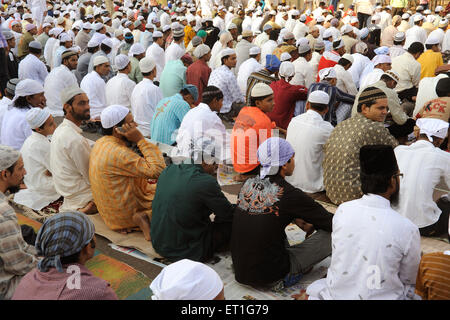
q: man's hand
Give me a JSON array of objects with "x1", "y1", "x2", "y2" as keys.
[
  {"x1": 294, "y1": 218, "x2": 315, "y2": 238},
  {"x1": 115, "y1": 122, "x2": 144, "y2": 143}
]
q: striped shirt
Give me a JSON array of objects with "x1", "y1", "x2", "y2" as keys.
[
  {"x1": 0, "y1": 192, "x2": 37, "y2": 299},
  {"x1": 208, "y1": 65, "x2": 244, "y2": 114},
  {"x1": 151, "y1": 94, "x2": 191, "y2": 145},
  {"x1": 245, "y1": 69, "x2": 278, "y2": 106},
  {"x1": 89, "y1": 136, "x2": 166, "y2": 231},
  {"x1": 308, "y1": 81, "x2": 355, "y2": 127},
  {"x1": 415, "y1": 252, "x2": 450, "y2": 300}
]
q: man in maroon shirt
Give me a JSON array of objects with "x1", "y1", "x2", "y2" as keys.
[
  {"x1": 186, "y1": 44, "x2": 212, "y2": 105},
  {"x1": 267, "y1": 61, "x2": 308, "y2": 131}
]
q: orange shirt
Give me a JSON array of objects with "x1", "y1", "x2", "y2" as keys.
[{"x1": 231, "y1": 107, "x2": 276, "y2": 173}]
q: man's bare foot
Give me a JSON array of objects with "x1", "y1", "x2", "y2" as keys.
[
  {"x1": 78, "y1": 201, "x2": 98, "y2": 215},
  {"x1": 133, "y1": 212, "x2": 151, "y2": 241}
]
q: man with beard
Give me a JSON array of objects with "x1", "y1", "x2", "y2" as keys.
[
  {"x1": 89, "y1": 105, "x2": 166, "y2": 241},
  {"x1": 307, "y1": 145, "x2": 421, "y2": 300},
  {"x1": 393, "y1": 118, "x2": 450, "y2": 239},
  {"x1": 0, "y1": 145, "x2": 38, "y2": 300},
  {"x1": 50, "y1": 86, "x2": 97, "y2": 214}
]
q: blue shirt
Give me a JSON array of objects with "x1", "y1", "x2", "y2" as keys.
[
  {"x1": 151, "y1": 94, "x2": 190, "y2": 145},
  {"x1": 159, "y1": 59, "x2": 186, "y2": 98}
]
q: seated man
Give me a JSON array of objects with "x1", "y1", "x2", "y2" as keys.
[
  {"x1": 307, "y1": 145, "x2": 421, "y2": 300},
  {"x1": 231, "y1": 83, "x2": 276, "y2": 181},
  {"x1": 150, "y1": 259, "x2": 225, "y2": 300},
  {"x1": 90, "y1": 105, "x2": 166, "y2": 241},
  {"x1": 0, "y1": 145, "x2": 38, "y2": 300},
  {"x1": 286, "y1": 91, "x2": 334, "y2": 198},
  {"x1": 231, "y1": 137, "x2": 333, "y2": 290},
  {"x1": 151, "y1": 84, "x2": 198, "y2": 146},
  {"x1": 50, "y1": 86, "x2": 97, "y2": 214},
  {"x1": 12, "y1": 211, "x2": 118, "y2": 300},
  {"x1": 323, "y1": 87, "x2": 398, "y2": 205},
  {"x1": 393, "y1": 118, "x2": 449, "y2": 238},
  {"x1": 415, "y1": 251, "x2": 450, "y2": 300},
  {"x1": 151, "y1": 140, "x2": 235, "y2": 263},
  {"x1": 14, "y1": 108, "x2": 61, "y2": 211}
]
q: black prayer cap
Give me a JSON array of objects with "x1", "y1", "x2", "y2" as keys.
[{"x1": 360, "y1": 145, "x2": 398, "y2": 176}]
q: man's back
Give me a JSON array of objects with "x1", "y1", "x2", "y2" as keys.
[{"x1": 415, "y1": 252, "x2": 450, "y2": 300}]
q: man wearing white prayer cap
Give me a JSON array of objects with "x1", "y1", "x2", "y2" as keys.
[
  {"x1": 14, "y1": 108, "x2": 60, "y2": 211},
  {"x1": 105, "y1": 55, "x2": 136, "y2": 109},
  {"x1": 417, "y1": 34, "x2": 444, "y2": 79},
  {"x1": 75, "y1": 21, "x2": 93, "y2": 54},
  {"x1": 127, "y1": 43, "x2": 145, "y2": 84},
  {"x1": 280, "y1": 52, "x2": 292, "y2": 62},
  {"x1": 130, "y1": 57, "x2": 163, "y2": 137},
  {"x1": 150, "y1": 259, "x2": 224, "y2": 300},
  {"x1": 17, "y1": 23, "x2": 38, "y2": 59},
  {"x1": 236, "y1": 45, "x2": 263, "y2": 95},
  {"x1": 393, "y1": 117, "x2": 450, "y2": 239},
  {"x1": 333, "y1": 53, "x2": 358, "y2": 97},
  {"x1": 52, "y1": 33, "x2": 75, "y2": 69},
  {"x1": 404, "y1": 14, "x2": 427, "y2": 50},
  {"x1": 1, "y1": 79, "x2": 46, "y2": 151},
  {"x1": 89, "y1": 104, "x2": 166, "y2": 241},
  {"x1": 0, "y1": 143, "x2": 38, "y2": 300},
  {"x1": 87, "y1": 37, "x2": 114, "y2": 81},
  {"x1": 77, "y1": 39, "x2": 99, "y2": 79},
  {"x1": 50, "y1": 85, "x2": 97, "y2": 214},
  {"x1": 186, "y1": 44, "x2": 212, "y2": 105},
  {"x1": 18, "y1": 40, "x2": 48, "y2": 86},
  {"x1": 360, "y1": 54, "x2": 392, "y2": 89},
  {"x1": 291, "y1": 40, "x2": 314, "y2": 89}
]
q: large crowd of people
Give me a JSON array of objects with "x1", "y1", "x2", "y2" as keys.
[{"x1": 0, "y1": 0, "x2": 449, "y2": 300}]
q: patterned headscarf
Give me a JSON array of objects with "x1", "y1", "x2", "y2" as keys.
[
  {"x1": 35, "y1": 211, "x2": 95, "y2": 273},
  {"x1": 257, "y1": 137, "x2": 295, "y2": 179}
]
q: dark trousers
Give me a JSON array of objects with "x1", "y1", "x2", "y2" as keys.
[
  {"x1": 357, "y1": 12, "x2": 371, "y2": 29},
  {"x1": 202, "y1": 221, "x2": 233, "y2": 263},
  {"x1": 419, "y1": 197, "x2": 450, "y2": 241},
  {"x1": 0, "y1": 48, "x2": 8, "y2": 95},
  {"x1": 398, "y1": 87, "x2": 418, "y2": 103}
]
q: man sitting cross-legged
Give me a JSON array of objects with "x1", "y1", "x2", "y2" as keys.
[{"x1": 89, "y1": 105, "x2": 166, "y2": 240}]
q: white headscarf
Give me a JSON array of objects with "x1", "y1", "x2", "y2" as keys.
[{"x1": 416, "y1": 118, "x2": 449, "y2": 142}]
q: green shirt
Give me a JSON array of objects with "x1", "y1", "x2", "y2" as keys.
[
  {"x1": 128, "y1": 56, "x2": 143, "y2": 84},
  {"x1": 150, "y1": 164, "x2": 235, "y2": 262},
  {"x1": 18, "y1": 32, "x2": 34, "y2": 58}
]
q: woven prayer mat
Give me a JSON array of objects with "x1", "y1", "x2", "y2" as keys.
[{"x1": 17, "y1": 213, "x2": 152, "y2": 300}]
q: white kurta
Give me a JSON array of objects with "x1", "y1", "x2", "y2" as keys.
[
  {"x1": 44, "y1": 37, "x2": 58, "y2": 67},
  {"x1": 130, "y1": 78, "x2": 163, "y2": 137},
  {"x1": 236, "y1": 58, "x2": 263, "y2": 95},
  {"x1": 359, "y1": 68, "x2": 385, "y2": 90},
  {"x1": 213, "y1": 16, "x2": 225, "y2": 32},
  {"x1": 208, "y1": 65, "x2": 244, "y2": 114},
  {"x1": 80, "y1": 71, "x2": 107, "y2": 119},
  {"x1": 348, "y1": 53, "x2": 372, "y2": 89},
  {"x1": 44, "y1": 65, "x2": 78, "y2": 117},
  {"x1": 307, "y1": 194, "x2": 421, "y2": 300},
  {"x1": 404, "y1": 25, "x2": 427, "y2": 49},
  {"x1": 29, "y1": 0, "x2": 46, "y2": 27},
  {"x1": 175, "y1": 103, "x2": 229, "y2": 161},
  {"x1": 393, "y1": 140, "x2": 450, "y2": 228},
  {"x1": 105, "y1": 73, "x2": 136, "y2": 108},
  {"x1": 293, "y1": 21, "x2": 309, "y2": 40},
  {"x1": 165, "y1": 42, "x2": 185, "y2": 63},
  {"x1": 285, "y1": 110, "x2": 333, "y2": 193},
  {"x1": 1, "y1": 106, "x2": 32, "y2": 151},
  {"x1": 0, "y1": 97, "x2": 11, "y2": 139},
  {"x1": 392, "y1": 52, "x2": 421, "y2": 93},
  {"x1": 18, "y1": 54, "x2": 48, "y2": 85},
  {"x1": 334, "y1": 64, "x2": 358, "y2": 95},
  {"x1": 50, "y1": 118, "x2": 92, "y2": 211},
  {"x1": 443, "y1": 29, "x2": 450, "y2": 52},
  {"x1": 291, "y1": 56, "x2": 315, "y2": 88},
  {"x1": 309, "y1": 51, "x2": 322, "y2": 80},
  {"x1": 146, "y1": 42, "x2": 165, "y2": 81},
  {"x1": 14, "y1": 132, "x2": 60, "y2": 210}
]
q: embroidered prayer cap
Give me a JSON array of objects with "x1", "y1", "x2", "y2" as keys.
[
  {"x1": 358, "y1": 86, "x2": 387, "y2": 105},
  {"x1": 341, "y1": 24, "x2": 353, "y2": 35},
  {"x1": 300, "y1": 14, "x2": 307, "y2": 22},
  {"x1": 413, "y1": 14, "x2": 424, "y2": 22},
  {"x1": 359, "y1": 145, "x2": 398, "y2": 177},
  {"x1": 35, "y1": 211, "x2": 95, "y2": 273},
  {"x1": 257, "y1": 137, "x2": 295, "y2": 179},
  {"x1": 12, "y1": 79, "x2": 44, "y2": 102},
  {"x1": 25, "y1": 23, "x2": 36, "y2": 31},
  {"x1": 150, "y1": 259, "x2": 223, "y2": 300},
  {"x1": 59, "y1": 33, "x2": 72, "y2": 43},
  {"x1": 3, "y1": 31, "x2": 14, "y2": 41},
  {"x1": 319, "y1": 67, "x2": 337, "y2": 81},
  {"x1": 0, "y1": 145, "x2": 21, "y2": 171},
  {"x1": 355, "y1": 41, "x2": 368, "y2": 54},
  {"x1": 220, "y1": 48, "x2": 235, "y2": 58},
  {"x1": 401, "y1": 13, "x2": 410, "y2": 20},
  {"x1": 249, "y1": 46, "x2": 261, "y2": 55},
  {"x1": 193, "y1": 44, "x2": 210, "y2": 58},
  {"x1": 101, "y1": 38, "x2": 113, "y2": 48},
  {"x1": 372, "y1": 54, "x2": 391, "y2": 66},
  {"x1": 128, "y1": 43, "x2": 145, "y2": 57},
  {"x1": 342, "y1": 53, "x2": 354, "y2": 64},
  {"x1": 93, "y1": 55, "x2": 109, "y2": 67},
  {"x1": 87, "y1": 39, "x2": 99, "y2": 48},
  {"x1": 251, "y1": 83, "x2": 273, "y2": 98},
  {"x1": 283, "y1": 31, "x2": 295, "y2": 41},
  {"x1": 383, "y1": 70, "x2": 400, "y2": 83},
  {"x1": 61, "y1": 50, "x2": 78, "y2": 60},
  {"x1": 6, "y1": 78, "x2": 19, "y2": 96},
  {"x1": 173, "y1": 27, "x2": 185, "y2": 37},
  {"x1": 29, "y1": 40, "x2": 42, "y2": 50},
  {"x1": 162, "y1": 25, "x2": 171, "y2": 32},
  {"x1": 115, "y1": 54, "x2": 130, "y2": 70},
  {"x1": 101, "y1": 105, "x2": 130, "y2": 129},
  {"x1": 308, "y1": 90, "x2": 330, "y2": 104},
  {"x1": 279, "y1": 61, "x2": 295, "y2": 78},
  {"x1": 323, "y1": 28, "x2": 333, "y2": 39},
  {"x1": 280, "y1": 52, "x2": 291, "y2": 62},
  {"x1": 26, "y1": 107, "x2": 50, "y2": 129},
  {"x1": 139, "y1": 56, "x2": 156, "y2": 73},
  {"x1": 298, "y1": 41, "x2": 311, "y2": 54},
  {"x1": 435, "y1": 6, "x2": 443, "y2": 12},
  {"x1": 416, "y1": 118, "x2": 449, "y2": 142},
  {"x1": 265, "y1": 54, "x2": 281, "y2": 72},
  {"x1": 181, "y1": 84, "x2": 198, "y2": 102},
  {"x1": 439, "y1": 19, "x2": 449, "y2": 27},
  {"x1": 394, "y1": 32, "x2": 405, "y2": 42},
  {"x1": 60, "y1": 85, "x2": 85, "y2": 105},
  {"x1": 317, "y1": 16, "x2": 325, "y2": 23}
]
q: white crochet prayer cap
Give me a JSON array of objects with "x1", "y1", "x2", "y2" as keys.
[
  {"x1": 100, "y1": 105, "x2": 130, "y2": 129},
  {"x1": 26, "y1": 108, "x2": 50, "y2": 129},
  {"x1": 308, "y1": 90, "x2": 330, "y2": 104}
]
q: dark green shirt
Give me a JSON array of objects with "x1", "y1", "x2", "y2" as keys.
[{"x1": 151, "y1": 164, "x2": 235, "y2": 262}]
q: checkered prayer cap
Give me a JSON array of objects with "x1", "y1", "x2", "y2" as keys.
[{"x1": 36, "y1": 211, "x2": 95, "y2": 272}]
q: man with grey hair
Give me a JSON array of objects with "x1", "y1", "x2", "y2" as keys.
[{"x1": 0, "y1": 144, "x2": 38, "y2": 300}]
